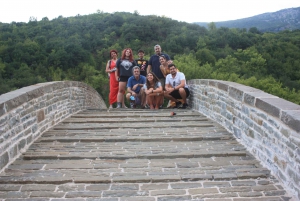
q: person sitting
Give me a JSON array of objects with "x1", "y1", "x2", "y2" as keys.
[
  {"x1": 164, "y1": 63, "x2": 190, "y2": 109},
  {"x1": 126, "y1": 66, "x2": 146, "y2": 108},
  {"x1": 144, "y1": 72, "x2": 163, "y2": 110}
]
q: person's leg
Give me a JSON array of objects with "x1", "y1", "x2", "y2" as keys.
[
  {"x1": 140, "y1": 89, "x2": 146, "y2": 108},
  {"x1": 125, "y1": 92, "x2": 131, "y2": 102},
  {"x1": 147, "y1": 95, "x2": 154, "y2": 109},
  {"x1": 178, "y1": 88, "x2": 187, "y2": 103},
  {"x1": 117, "y1": 82, "x2": 127, "y2": 108},
  {"x1": 154, "y1": 96, "x2": 161, "y2": 110},
  {"x1": 165, "y1": 90, "x2": 183, "y2": 108},
  {"x1": 164, "y1": 91, "x2": 177, "y2": 102}
]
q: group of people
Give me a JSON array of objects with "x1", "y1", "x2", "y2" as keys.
[{"x1": 105, "y1": 44, "x2": 190, "y2": 109}]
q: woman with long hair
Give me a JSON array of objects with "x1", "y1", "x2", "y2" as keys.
[
  {"x1": 144, "y1": 72, "x2": 163, "y2": 109},
  {"x1": 115, "y1": 48, "x2": 137, "y2": 108}
]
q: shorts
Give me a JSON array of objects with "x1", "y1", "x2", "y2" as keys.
[
  {"x1": 119, "y1": 76, "x2": 130, "y2": 82},
  {"x1": 159, "y1": 78, "x2": 165, "y2": 90},
  {"x1": 170, "y1": 88, "x2": 190, "y2": 99}
]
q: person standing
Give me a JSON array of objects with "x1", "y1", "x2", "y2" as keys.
[
  {"x1": 164, "y1": 64, "x2": 190, "y2": 109},
  {"x1": 147, "y1": 44, "x2": 171, "y2": 89},
  {"x1": 105, "y1": 49, "x2": 119, "y2": 109},
  {"x1": 136, "y1": 49, "x2": 148, "y2": 77},
  {"x1": 115, "y1": 48, "x2": 137, "y2": 108},
  {"x1": 159, "y1": 55, "x2": 170, "y2": 85},
  {"x1": 126, "y1": 66, "x2": 146, "y2": 108}
]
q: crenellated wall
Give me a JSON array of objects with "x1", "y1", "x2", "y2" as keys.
[
  {"x1": 0, "y1": 81, "x2": 106, "y2": 171},
  {"x1": 187, "y1": 79, "x2": 300, "y2": 200}
]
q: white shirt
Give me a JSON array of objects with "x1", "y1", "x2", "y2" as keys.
[{"x1": 165, "y1": 72, "x2": 188, "y2": 88}]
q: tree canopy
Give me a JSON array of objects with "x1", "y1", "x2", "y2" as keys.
[{"x1": 1, "y1": 12, "x2": 300, "y2": 104}]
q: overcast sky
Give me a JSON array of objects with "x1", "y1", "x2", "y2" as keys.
[{"x1": 1, "y1": 0, "x2": 300, "y2": 24}]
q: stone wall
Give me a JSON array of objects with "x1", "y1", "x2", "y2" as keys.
[
  {"x1": 0, "y1": 81, "x2": 106, "y2": 171},
  {"x1": 187, "y1": 79, "x2": 300, "y2": 200}
]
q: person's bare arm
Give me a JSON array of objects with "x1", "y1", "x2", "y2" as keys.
[{"x1": 147, "y1": 64, "x2": 152, "y2": 74}]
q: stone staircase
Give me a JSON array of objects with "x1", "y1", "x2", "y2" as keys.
[{"x1": 0, "y1": 109, "x2": 293, "y2": 200}]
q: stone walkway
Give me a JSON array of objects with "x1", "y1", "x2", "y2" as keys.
[{"x1": 0, "y1": 109, "x2": 294, "y2": 200}]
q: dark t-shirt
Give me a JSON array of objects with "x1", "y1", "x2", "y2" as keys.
[
  {"x1": 136, "y1": 58, "x2": 148, "y2": 76},
  {"x1": 148, "y1": 53, "x2": 170, "y2": 79},
  {"x1": 116, "y1": 59, "x2": 137, "y2": 77}
]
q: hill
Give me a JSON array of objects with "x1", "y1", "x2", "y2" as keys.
[
  {"x1": 194, "y1": 7, "x2": 300, "y2": 32},
  {"x1": 1, "y1": 11, "x2": 300, "y2": 104}
]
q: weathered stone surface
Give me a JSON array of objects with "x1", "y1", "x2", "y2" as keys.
[
  {"x1": 0, "y1": 106, "x2": 297, "y2": 200},
  {"x1": 21, "y1": 184, "x2": 56, "y2": 191},
  {"x1": 0, "y1": 151, "x2": 9, "y2": 169},
  {"x1": 102, "y1": 190, "x2": 148, "y2": 197},
  {"x1": 281, "y1": 110, "x2": 300, "y2": 132},
  {"x1": 150, "y1": 189, "x2": 186, "y2": 196},
  {"x1": 65, "y1": 191, "x2": 103, "y2": 198},
  {"x1": 188, "y1": 187, "x2": 219, "y2": 194}
]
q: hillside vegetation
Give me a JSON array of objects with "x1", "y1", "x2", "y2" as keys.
[
  {"x1": 0, "y1": 11, "x2": 300, "y2": 105},
  {"x1": 195, "y1": 7, "x2": 300, "y2": 32}
]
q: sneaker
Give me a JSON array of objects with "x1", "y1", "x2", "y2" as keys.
[
  {"x1": 173, "y1": 101, "x2": 182, "y2": 108},
  {"x1": 180, "y1": 103, "x2": 188, "y2": 109},
  {"x1": 116, "y1": 102, "x2": 122, "y2": 108}
]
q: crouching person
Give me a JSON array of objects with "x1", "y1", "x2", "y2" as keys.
[
  {"x1": 126, "y1": 66, "x2": 146, "y2": 108},
  {"x1": 164, "y1": 64, "x2": 190, "y2": 109},
  {"x1": 144, "y1": 72, "x2": 163, "y2": 110}
]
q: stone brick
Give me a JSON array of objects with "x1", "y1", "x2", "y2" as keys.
[
  {"x1": 171, "y1": 182, "x2": 202, "y2": 189},
  {"x1": 0, "y1": 184, "x2": 21, "y2": 191},
  {"x1": 188, "y1": 188, "x2": 219, "y2": 194},
  {"x1": 86, "y1": 184, "x2": 110, "y2": 191},
  {"x1": 0, "y1": 191, "x2": 29, "y2": 198},
  {"x1": 238, "y1": 191, "x2": 263, "y2": 197},
  {"x1": 252, "y1": 185, "x2": 277, "y2": 191},
  {"x1": 150, "y1": 189, "x2": 186, "y2": 196},
  {"x1": 140, "y1": 184, "x2": 168, "y2": 190},
  {"x1": 103, "y1": 190, "x2": 148, "y2": 197},
  {"x1": 57, "y1": 184, "x2": 85, "y2": 192},
  {"x1": 65, "y1": 191, "x2": 103, "y2": 198},
  {"x1": 111, "y1": 184, "x2": 139, "y2": 190},
  {"x1": 157, "y1": 195, "x2": 192, "y2": 201},
  {"x1": 37, "y1": 109, "x2": 45, "y2": 123},
  {"x1": 0, "y1": 151, "x2": 9, "y2": 169},
  {"x1": 192, "y1": 192, "x2": 238, "y2": 199},
  {"x1": 30, "y1": 191, "x2": 65, "y2": 198},
  {"x1": 120, "y1": 198, "x2": 155, "y2": 201},
  {"x1": 203, "y1": 181, "x2": 231, "y2": 188},
  {"x1": 233, "y1": 197, "x2": 282, "y2": 201},
  {"x1": 220, "y1": 186, "x2": 252, "y2": 193},
  {"x1": 264, "y1": 190, "x2": 286, "y2": 196}
]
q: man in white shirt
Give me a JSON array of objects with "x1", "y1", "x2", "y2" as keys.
[{"x1": 164, "y1": 64, "x2": 190, "y2": 109}]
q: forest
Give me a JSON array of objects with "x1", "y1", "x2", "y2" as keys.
[{"x1": 0, "y1": 11, "x2": 300, "y2": 105}]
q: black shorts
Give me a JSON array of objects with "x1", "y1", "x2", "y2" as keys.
[
  {"x1": 170, "y1": 88, "x2": 190, "y2": 99},
  {"x1": 119, "y1": 76, "x2": 130, "y2": 82}
]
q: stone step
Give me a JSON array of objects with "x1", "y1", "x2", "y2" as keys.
[
  {"x1": 0, "y1": 109, "x2": 292, "y2": 200},
  {"x1": 0, "y1": 180, "x2": 286, "y2": 200}
]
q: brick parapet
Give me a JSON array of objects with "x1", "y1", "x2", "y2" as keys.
[
  {"x1": 187, "y1": 79, "x2": 300, "y2": 200},
  {"x1": 0, "y1": 81, "x2": 106, "y2": 171}
]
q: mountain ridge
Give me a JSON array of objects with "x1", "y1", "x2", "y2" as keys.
[{"x1": 194, "y1": 7, "x2": 300, "y2": 32}]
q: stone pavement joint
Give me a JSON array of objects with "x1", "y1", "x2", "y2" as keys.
[{"x1": 0, "y1": 109, "x2": 296, "y2": 200}]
